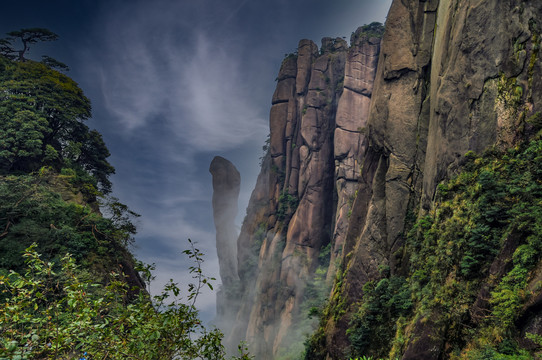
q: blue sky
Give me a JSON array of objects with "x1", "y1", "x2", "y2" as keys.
[{"x1": 1, "y1": 0, "x2": 392, "y2": 323}]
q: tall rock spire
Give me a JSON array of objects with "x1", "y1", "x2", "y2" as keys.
[{"x1": 209, "y1": 156, "x2": 240, "y2": 288}]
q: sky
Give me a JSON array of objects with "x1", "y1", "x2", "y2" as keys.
[{"x1": 1, "y1": 0, "x2": 392, "y2": 324}]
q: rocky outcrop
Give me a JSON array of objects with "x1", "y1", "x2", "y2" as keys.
[
  {"x1": 213, "y1": 29, "x2": 383, "y2": 359},
  {"x1": 209, "y1": 156, "x2": 241, "y2": 287},
  {"x1": 321, "y1": 0, "x2": 542, "y2": 359},
  {"x1": 244, "y1": 36, "x2": 347, "y2": 359},
  {"x1": 209, "y1": 155, "x2": 241, "y2": 330}
]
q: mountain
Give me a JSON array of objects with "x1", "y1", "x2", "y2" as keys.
[
  {"x1": 211, "y1": 23, "x2": 383, "y2": 359},
  {"x1": 212, "y1": 0, "x2": 542, "y2": 359}
]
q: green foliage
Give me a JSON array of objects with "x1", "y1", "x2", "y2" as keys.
[
  {"x1": 465, "y1": 346, "x2": 531, "y2": 360},
  {"x1": 259, "y1": 134, "x2": 270, "y2": 167},
  {"x1": 350, "y1": 22, "x2": 385, "y2": 44},
  {"x1": 0, "y1": 173, "x2": 138, "y2": 277},
  {"x1": 405, "y1": 138, "x2": 542, "y2": 357},
  {"x1": 497, "y1": 74, "x2": 524, "y2": 109},
  {"x1": 347, "y1": 276, "x2": 412, "y2": 359},
  {"x1": 276, "y1": 191, "x2": 298, "y2": 221},
  {"x1": 0, "y1": 244, "x2": 252, "y2": 360},
  {"x1": 526, "y1": 112, "x2": 542, "y2": 130},
  {"x1": 0, "y1": 50, "x2": 114, "y2": 193},
  {"x1": 277, "y1": 242, "x2": 332, "y2": 360},
  {"x1": 0, "y1": 110, "x2": 50, "y2": 170},
  {"x1": 237, "y1": 223, "x2": 266, "y2": 284},
  {"x1": 305, "y1": 138, "x2": 542, "y2": 359}
]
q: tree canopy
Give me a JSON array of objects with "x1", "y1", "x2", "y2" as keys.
[{"x1": 0, "y1": 48, "x2": 114, "y2": 193}]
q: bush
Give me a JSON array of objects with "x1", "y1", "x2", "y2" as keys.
[{"x1": 0, "y1": 243, "x2": 252, "y2": 360}]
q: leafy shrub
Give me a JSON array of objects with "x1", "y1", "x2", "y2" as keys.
[
  {"x1": 276, "y1": 191, "x2": 298, "y2": 221},
  {"x1": 0, "y1": 243, "x2": 252, "y2": 360},
  {"x1": 347, "y1": 276, "x2": 411, "y2": 359}
]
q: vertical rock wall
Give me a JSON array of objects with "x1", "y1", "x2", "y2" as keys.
[
  {"x1": 330, "y1": 26, "x2": 382, "y2": 279},
  {"x1": 215, "y1": 1, "x2": 542, "y2": 357},
  {"x1": 214, "y1": 29, "x2": 382, "y2": 359}
]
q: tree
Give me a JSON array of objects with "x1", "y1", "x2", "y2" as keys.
[
  {"x1": 0, "y1": 28, "x2": 58, "y2": 61},
  {"x1": 40, "y1": 55, "x2": 69, "y2": 71},
  {"x1": 0, "y1": 52, "x2": 114, "y2": 193},
  {"x1": 0, "y1": 110, "x2": 51, "y2": 171}
]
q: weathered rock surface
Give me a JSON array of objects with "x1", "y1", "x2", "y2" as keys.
[
  {"x1": 330, "y1": 25, "x2": 383, "y2": 279},
  {"x1": 322, "y1": 0, "x2": 542, "y2": 359},
  {"x1": 244, "y1": 37, "x2": 347, "y2": 359},
  {"x1": 213, "y1": 31, "x2": 382, "y2": 359}
]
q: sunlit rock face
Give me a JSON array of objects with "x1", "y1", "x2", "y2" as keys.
[
  {"x1": 330, "y1": 26, "x2": 382, "y2": 281},
  {"x1": 212, "y1": 28, "x2": 382, "y2": 359}
]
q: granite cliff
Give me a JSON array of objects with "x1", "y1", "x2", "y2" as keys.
[{"x1": 212, "y1": 1, "x2": 542, "y2": 359}]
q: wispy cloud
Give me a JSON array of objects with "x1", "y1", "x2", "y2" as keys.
[
  {"x1": 172, "y1": 34, "x2": 267, "y2": 151},
  {"x1": 93, "y1": 0, "x2": 267, "y2": 154}
]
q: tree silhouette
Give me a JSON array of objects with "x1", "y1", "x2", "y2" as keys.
[{"x1": 0, "y1": 28, "x2": 58, "y2": 61}]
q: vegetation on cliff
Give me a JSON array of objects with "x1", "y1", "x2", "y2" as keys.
[
  {"x1": 306, "y1": 131, "x2": 542, "y2": 359},
  {"x1": 401, "y1": 136, "x2": 542, "y2": 359},
  {"x1": 0, "y1": 29, "x2": 132, "y2": 282},
  {"x1": 0, "y1": 242, "x2": 253, "y2": 359}
]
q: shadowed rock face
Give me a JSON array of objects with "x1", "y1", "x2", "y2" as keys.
[{"x1": 209, "y1": 156, "x2": 240, "y2": 287}]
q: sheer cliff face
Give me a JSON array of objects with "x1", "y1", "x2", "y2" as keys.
[
  {"x1": 324, "y1": 0, "x2": 542, "y2": 359},
  {"x1": 246, "y1": 37, "x2": 348, "y2": 358},
  {"x1": 212, "y1": 29, "x2": 382, "y2": 359}
]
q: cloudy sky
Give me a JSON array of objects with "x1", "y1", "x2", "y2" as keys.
[{"x1": 1, "y1": 0, "x2": 392, "y2": 323}]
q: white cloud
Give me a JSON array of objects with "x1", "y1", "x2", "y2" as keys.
[{"x1": 172, "y1": 34, "x2": 268, "y2": 151}]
